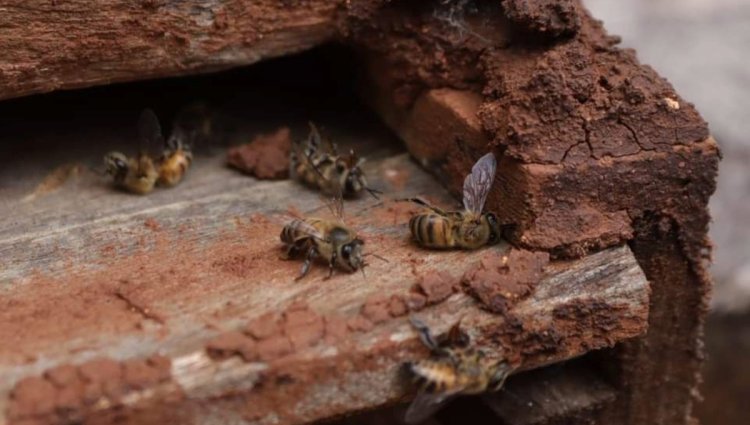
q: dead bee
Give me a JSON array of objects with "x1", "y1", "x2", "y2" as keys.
[
  {"x1": 403, "y1": 316, "x2": 512, "y2": 424},
  {"x1": 151, "y1": 106, "x2": 199, "y2": 187},
  {"x1": 103, "y1": 110, "x2": 162, "y2": 194},
  {"x1": 290, "y1": 122, "x2": 381, "y2": 199},
  {"x1": 402, "y1": 152, "x2": 500, "y2": 249},
  {"x1": 279, "y1": 192, "x2": 366, "y2": 280}
]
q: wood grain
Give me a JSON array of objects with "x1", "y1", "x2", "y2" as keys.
[
  {"x1": 0, "y1": 0, "x2": 339, "y2": 101},
  {"x1": 0, "y1": 102, "x2": 648, "y2": 424}
]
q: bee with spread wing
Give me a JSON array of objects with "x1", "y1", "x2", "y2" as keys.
[
  {"x1": 402, "y1": 152, "x2": 501, "y2": 249},
  {"x1": 403, "y1": 316, "x2": 512, "y2": 424},
  {"x1": 157, "y1": 105, "x2": 198, "y2": 187},
  {"x1": 290, "y1": 122, "x2": 381, "y2": 199}
]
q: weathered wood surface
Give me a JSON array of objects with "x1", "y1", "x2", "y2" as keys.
[
  {"x1": 0, "y1": 0, "x2": 339, "y2": 101},
  {"x1": 0, "y1": 106, "x2": 649, "y2": 425}
]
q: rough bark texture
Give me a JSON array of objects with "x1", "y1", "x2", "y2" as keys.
[{"x1": 0, "y1": 0, "x2": 342, "y2": 100}]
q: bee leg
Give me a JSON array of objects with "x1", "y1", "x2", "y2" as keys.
[
  {"x1": 324, "y1": 250, "x2": 337, "y2": 280},
  {"x1": 280, "y1": 244, "x2": 298, "y2": 260},
  {"x1": 409, "y1": 316, "x2": 440, "y2": 352},
  {"x1": 296, "y1": 247, "x2": 318, "y2": 281},
  {"x1": 397, "y1": 197, "x2": 447, "y2": 215}
]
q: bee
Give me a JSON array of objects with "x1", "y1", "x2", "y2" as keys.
[
  {"x1": 158, "y1": 126, "x2": 193, "y2": 187},
  {"x1": 155, "y1": 105, "x2": 200, "y2": 187},
  {"x1": 279, "y1": 192, "x2": 366, "y2": 280},
  {"x1": 403, "y1": 316, "x2": 512, "y2": 424},
  {"x1": 103, "y1": 110, "x2": 162, "y2": 194},
  {"x1": 290, "y1": 122, "x2": 381, "y2": 199},
  {"x1": 403, "y1": 152, "x2": 500, "y2": 249}
]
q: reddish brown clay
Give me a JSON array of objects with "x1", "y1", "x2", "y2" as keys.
[
  {"x1": 462, "y1": 249, "x2": 550, "y2": 314},
  {"x1": 227, "y1": 127, "x2": 291, "y2": 179}
]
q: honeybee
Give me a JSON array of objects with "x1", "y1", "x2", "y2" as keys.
[
  {"x1": 290, "y1": 122, "x2": 381, "y2": 199},
  {"x1": 158, "y1": 127, "x2": 193, "y2": 187},
  {"x1": 403, "y1": 316, "x2": 512, "y2": 424},
  {"x1": 151, "y1": 106, "x2": 199, "y2": 187},
  {"x1": 279, "y1": 193, "x2": 366, "y2": 280},
  {"x1": 403, "y1": 152, "x2": 500, "y2": 249},
  {"x1": 103, "y1": 110, "x2": 162, "y2": 194}
]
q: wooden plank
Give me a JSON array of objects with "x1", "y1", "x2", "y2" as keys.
[
  {"x1": 0, "y1": 94, "x2": 648, "y2": 425},
  {"x1": 0, "y1": 0, "x2": 338, "y2": 101},
  {"x1": 484, "y1": 361, "x2": 617, "y2": 425}
]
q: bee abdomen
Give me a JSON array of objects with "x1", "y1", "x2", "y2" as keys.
[
  {"x1": 409, "y1": 214, "x2": 452, "y2": 248},
  {"x1": 281, "y1": 219, "x2": 304, "y2": 244},
  {"x1": 406, "y1": 360, "x2": 455, "y2": 393}
]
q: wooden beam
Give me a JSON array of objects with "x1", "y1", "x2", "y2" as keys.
[
  {"x1": 0, "y1": 0, "x2": 339, "y2": 101},
  {"x1": 0, "y1": 106, "x2": 648, "y2": 425}
]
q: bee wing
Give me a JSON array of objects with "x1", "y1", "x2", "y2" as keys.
[
  {"x1": 290, "y1": 219, "x2": 327, "y2": 241},
  {"x1": 321, "y1": 191, "x2": 345, "y2": 223},
  {"x1": 269, "y1": 213, "x2": 327, "y2": 241},
  {"x1": 404, "y1": 389, "x2": 463, "y2": 424},
  {"x1": 462, "y1": 152, "x2": 497, "y2": 214},
  {"x1": 170, "y1": 102, "x2": 211, "y2": 151},
  {"x1": 138, "y1": 109, "x2": 165, "y2": 155},
  {"x1": 308, "y1": 121, "x2": 338, "y2": 155}
]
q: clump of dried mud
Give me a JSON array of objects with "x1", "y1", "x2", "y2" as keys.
[{"x1": 227, "y1": 127, "x2": 291, "y2": 179}]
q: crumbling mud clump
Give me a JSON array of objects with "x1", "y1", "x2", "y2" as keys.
[
  {"x1": 7, "y1": 355, "x2": 173, "y2": 424},
  {"x1": 412, "y1": 271, "x2": 457, "y2": 305},
  {"x1": 501, "y1": 0, "x2": 582, "y2": 38},
  {"x1": 461, "y1": 249, "x2": 550, "y2": 313},
  {"x1": 227, "y1": 127, "x2": 291, "y2": 179}
]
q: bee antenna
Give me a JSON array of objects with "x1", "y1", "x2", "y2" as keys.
[
  {"x1": 366, "y1": 187, "x2": 383, "y2": 200},
  {"x1": 363, "y1": 252, "x2": 389, "y2": 263}
]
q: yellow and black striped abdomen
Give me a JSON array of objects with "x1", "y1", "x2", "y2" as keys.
[
  {"x1": 409, "y1": 213, "x2": 455, "y2": 249},
  {"x1": 408, "y1": 360, "x2": 459, "y2": 393},
  {"x1": 158, "y1": 150, "x2": 192, "y2": 187}
]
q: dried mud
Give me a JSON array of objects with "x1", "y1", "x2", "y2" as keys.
[
  {"x1": 8, "y1": 355, "x2": 173, "y2": 424},
  {"x1": 461, "y1": 249, "x2": 550, "y2": 314},
  {"x1": 226, "y1": 127, "x2": 292, "y2": 179}
]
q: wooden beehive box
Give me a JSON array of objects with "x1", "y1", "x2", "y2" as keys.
[{"x1": 0, "y1": 1, "x2": 719, "y2": 425}]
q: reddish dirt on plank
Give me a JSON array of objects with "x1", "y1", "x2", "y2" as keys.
[
  {"x1": 8, "y1": 355, "x2": 173, "y2": 424},
  {"x1": 461, "y1": 249, "x2": 550, "y2": 314},
  {"x1": 227, "y1": 127, "x2": 291, "y2": 179},
  {"x1": 206, "y1": 331, "x2": 258, "y2": 361}
]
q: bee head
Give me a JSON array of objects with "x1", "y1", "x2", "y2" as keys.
[
  {"x1": 488, "y1": 360, "x2": 512, "y2": 391},
  {"x1": 104, "y1": 152, "x2": 129, "y2": 178},
  {"x1": 340, "y1": 238, "x2": 365, "y2": 271},
  {"x1": 484, "y1": 212, "x2": 501, "y2": 245}
]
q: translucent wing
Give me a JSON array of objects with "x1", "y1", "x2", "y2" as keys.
[
  {"x1": 138, "y1": 109, "x2": 165, "y2": 155},
  {"x1": 462, "y1": 152, "x2": 497, "y2": 214},
  {"x1": 270, "y1": 213, "x2": 326, "y2": 241},
  {"x1": 171, "y1": 102, "x2": 212, "y2": 151},
  {"x1": 321, "y1": 192, "x2": 345, "y2": 223},
  {"x1": 289, "y1": 219, "x2": 326, "y2": 241},
  {"x1": 404, "y1": 389, "x2": 462, "y2": 424},
  {"x1": 308, "y1": 121, "x2": 337, "y2": 155}
]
